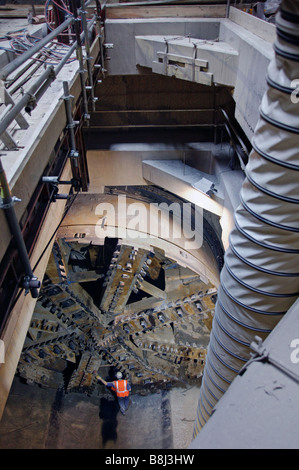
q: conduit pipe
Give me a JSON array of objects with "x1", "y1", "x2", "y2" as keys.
[{"x1": 193, "y1": 0, "x2": 299, "y2": 437}]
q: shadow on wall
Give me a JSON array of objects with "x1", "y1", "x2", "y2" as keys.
[{"x1": 99, "y1": 397, "x2": 119, "y2": 447}]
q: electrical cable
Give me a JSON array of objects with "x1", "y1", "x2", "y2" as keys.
[
  {"x1": 7, "y1": 30, "x2": 77, "y2": 66},
  {"x1": 44, "y1": 0, "x2": 94, "y2": 35}
]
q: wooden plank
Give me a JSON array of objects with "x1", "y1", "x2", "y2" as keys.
[
  {"x1": 0, "y1": 4, "x2": 44, "y2": 11},
  {"x1": 106, "y1": 5, "x2": 227, "y2": 19},
  {"x1": 0, "y1": 4, "x2": 44, "y2": 18}
]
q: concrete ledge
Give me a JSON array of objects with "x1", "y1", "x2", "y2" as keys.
[
  {"x1": 229, "y1": 6, "x2": 276, "y2": 43},
  {"x1": 142, "y1": 159, "x2": 224, "y2": 216}
]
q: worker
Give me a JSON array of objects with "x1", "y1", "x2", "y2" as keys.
[{"x1": 94, "y1": 370, "x2": 131, "y2": 415}]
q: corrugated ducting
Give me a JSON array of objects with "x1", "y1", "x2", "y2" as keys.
[{"x1": 193, "y1": 0, "x2": 299, "y2": 437}]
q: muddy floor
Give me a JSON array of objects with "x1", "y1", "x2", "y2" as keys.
[{"x1": 0, "y1": 378, "x2": 199, "y2": 449}]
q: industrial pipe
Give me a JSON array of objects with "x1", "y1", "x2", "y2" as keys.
[
  {"x1": 0, "y1": 158, "x2": 40, "y2": 298},
  {"x1": 193, "y1": 0, "x2": 299, "y2": 437}
]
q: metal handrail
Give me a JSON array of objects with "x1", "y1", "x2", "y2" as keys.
[
  {"x1": 0, "y1": 0, "x2": 100, "y2": 82},
  {"x1": 0, "y1": 17, "x2": 74, "y2": 82},
  {"x1": 0, "y1": 12, "x2": 97, "y2": 137}
]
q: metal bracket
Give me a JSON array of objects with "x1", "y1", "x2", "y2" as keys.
[
  {"x1": 70, "y1": 149, "x2": 79, "y2": 159},
  {"x1": 23, "y1": 275, "x2": 40, "y2": 296},
  {"x1": 67, "y1": 120, "x2": 79, "y2": 129},
  {"x1": 0, "y1": 195, "x2": 22, "y2": 209},
  {"x1": 206, "y1": 183, "x2": 218, "y2": 197},
  {"x1": 41, "y1": 176, "x2": 81, "y2": 196},
  {"x1": 25, "y1": 94, "x2": 37, "y2": 115},
  {"x1": 42, "y1": 176, "x2": 72, "y2": 184},
  {"x1": 250, "y1": 336, "x2": 268, "y2": 357},
  {"x1": 49, "y1": 184, "x2": 69, "y2": 202},
  {"x1": 0, "y1": 81, "x2": 29, "y2": 149},
  {"x1": 192, "y1": 42, "x2": 197, "y2": 82},
  {"x1": 48, "y1": 65, "x2": 56, "y2": 81},
  {"x1": 238, "y1": 335, "x2": 299, "y2": 385},
  {"x1": 238, "y1": 335, "x2": 269, "y2": 376},
  {"x1": 63, "y1": 93, "x2": 74, "y2": 101}
]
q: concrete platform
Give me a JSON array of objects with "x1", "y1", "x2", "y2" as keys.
[{"x1": 0, "y1": 378, "x2": 199, "y2": 449}]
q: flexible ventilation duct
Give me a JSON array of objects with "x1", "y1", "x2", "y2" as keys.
[{"x1": 193, "y1": 0, "x2": 299, "y2": 437}]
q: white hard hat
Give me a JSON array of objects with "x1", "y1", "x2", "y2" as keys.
[{"x1": 116, "y1": 371, "x2": 122, "y2": 379}]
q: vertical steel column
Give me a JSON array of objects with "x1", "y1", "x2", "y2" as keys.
[
  {"x1": 80, "y1": 0, "x2": 98, "y2": 111},
  {"x1": 93, "y1": 0, "x2": 106, "y2": 79},
  {"x1": 71, "y1": 0, "x2": 89, "y2": 121},
  {"x1": 63, "y1": 81, "x2": 80, "y2": 169},
  {"x1": 226, "y1": 0, "x2": 231, "y2": 18}
]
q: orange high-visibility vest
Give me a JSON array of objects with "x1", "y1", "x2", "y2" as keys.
[{"x1": 112, "y1": 379, "x2": 130, "y2": 397}]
